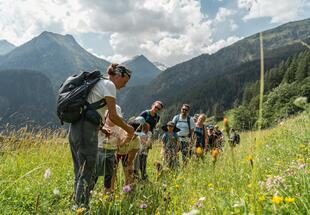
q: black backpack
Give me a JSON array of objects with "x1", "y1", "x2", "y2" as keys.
[
  {"x1": 235, "y1": 134, "x2": 240, "y2": 144},
  {"x1": 56, "y1": 71, "x2": 107, "y2": 125}
]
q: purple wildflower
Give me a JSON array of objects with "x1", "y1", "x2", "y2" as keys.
[
  {"x1": 140, "y1": 203, "x2": 147, "y2": 209},
  {"x1": 123, "y1": 185, "x2": 131, "y2": 193}
]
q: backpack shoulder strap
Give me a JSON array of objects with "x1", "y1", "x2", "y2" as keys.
[
  {"x1": 202, "y1": 125, "x2": 205, "y2": 140},
  {"x1": 86, "y1": 77, "x2": 107, "y2": 110},
  {"x1": 187, "y1": 116, "x2": 192, "y2": 137},
  {"x1": 87, "y1": 98, "x2": 107, "y2": 110},
  {"x1": 174, "y1": 114, "x2": 180, "y2": 125},
  {"x1": 145, "y1": 110, "x2": 151, "y2": 121},
  {"x1": 187, "y1": 116, "x2": 191, "y2": 130}
]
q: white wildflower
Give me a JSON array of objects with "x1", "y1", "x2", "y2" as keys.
[
  {"x1": 53, "y1": 188, "x2": 60, "y2": 195},
  {"x1": 44, "y1": 168, "x2": 51, "y2": 179},
  {"x1": 198, "y1": 197, "x2": 206, "y2": 201}
]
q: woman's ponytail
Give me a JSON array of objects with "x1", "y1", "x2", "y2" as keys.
[{"x1": 107, "y1": 63, "x2": 119, "y2": 76}]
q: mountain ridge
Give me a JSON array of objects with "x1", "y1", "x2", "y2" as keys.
[
  {"x1": 0, "y1": 31, "x2": 111, "y2": 88},
  {"x1": 0, "y1": 40, "x2": 16, "y2": 55},
  {"x1": 121, "y1": 54, "x2": 161, "y2": 86}
]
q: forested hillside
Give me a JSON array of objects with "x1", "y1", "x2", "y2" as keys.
[
  {"x1": 231, "y1": 50, "x2": 310, "y2": 130},
  {"x1": 0, "y1": 70, "x2": 57, "y2": 130}
]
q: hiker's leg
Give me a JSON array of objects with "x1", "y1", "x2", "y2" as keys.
[
  {"x1": 188, "y1": 142, "x2": 193, "y2": 158},
  {"x1": 172, "y1": 155, "x2": 178, "y2": 170},
  {"x1": 141, "y1": 154, "x2": 148, "y2": 180},
  {"x1": 126, "y1": 149, "x2": 138, "y2": 185},
  {"x1": 69, "y1": 124, "x2": 81, "y2": 194},
  {"x1": 133, "y1": 152, "x2": 140, "y2": 178},
  {"x1": 104, "y1": 150, "x2": 116, "y2": 192},
  {"x1": 75, "y1": 119, "x2": 98, "y2": 207},
  {"x1": 111, "y1": 156, "x2": 119, "y2": 191},
  {"x1": 121, "y1": 154, "x2": 130, "y2": 185},
  {"x1": 181, "y1": 141, "x2": 189, "y2": 165}
]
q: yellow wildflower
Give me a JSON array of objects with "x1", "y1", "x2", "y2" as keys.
[
  {"x1": 211, "y1": 149, "x2": 219, "y2": 158},
  {"x1": 175, "y1": 184, "x2": 180, "y2": 189},
  {"x1": 223, "y1": 117, "x2": 229, "y2": 127},
  {"x1": 271, "y1": 196, "x2": 283, "y2": 204},
  {"x1": 208, "y1": 183, "x2": 213, "y2": 188},
  {"x1": 258, "y1": 196, "x2": 265, "y2": 201},
  {"x1": 284, "y1": 197, "x2": 295, "y2": 203},
  {"x1": 76, "y1": 207, "x2": 86, "y2": 215},
  {"x1": 247, "y1": 155, "x2": 254, "y2": 168},
  {"x1": 155, "y1": 208, "x2": 160, "y2": 215},
  {"x1": 196, "y1": 147, "x2": 203, "y2": 155},
  {"x1": 102, "y1": 194, "x2": 109, "y2": 201},
  {"x1": 246, "y1": 155, "x2": 253, "y2": 161}
]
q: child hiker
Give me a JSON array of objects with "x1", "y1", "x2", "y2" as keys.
[
  {"x1": 161, "y1": 121, "x2": 180, "y2": 170},
  {"x1": 135, "y1": 122, "x2": 152, "y2": 180},
  {"x1": 94, "y1": 105, "x2": 124, "y2": 193},
  {"x1": 112, "y1": 116, "x2": 145, "y2": 189}
]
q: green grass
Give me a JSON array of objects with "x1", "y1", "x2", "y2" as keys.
[{"x1": 0, "y1": 113, "x2": 309, "y2": 214}]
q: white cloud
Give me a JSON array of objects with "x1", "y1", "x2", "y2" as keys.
[
  {"x1": 0, "y1": 0, "x2": 90, "y2": 45},
  {"x1": 105, "y1": 54, "x2": 130, "y2": 64},
  {"x1": 215, "y1": 7, "x2": 236, "y2": 22},
  {"x1": 78, "y1": 0, "x2": 215, "y2": 66},
  {"x1": 238, "y1": 0, "x2": 310, "y2": 23},
  {"x1": 230, "y1": 20, "x2": 238, "y2": 31},
  {"x1": 201, "y1": 36, "x2": 242, "y2": 54},
  {"x1": 2, "y1": 0, "x2": 292, "y2": 67},
  {"x1": 0, "y1": 0, "x2": 217, "y2": 65}
]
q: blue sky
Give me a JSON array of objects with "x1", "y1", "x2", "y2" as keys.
[{"x1": 0, "y1": 0, "x2": 309, "y2": 66}]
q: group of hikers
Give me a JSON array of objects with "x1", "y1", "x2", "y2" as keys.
[{"x1": 60, "y1": 64, "x2": 240, "y2": 209}]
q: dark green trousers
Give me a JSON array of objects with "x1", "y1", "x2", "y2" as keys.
[{"x1": 69, "y1": 118, "x2": 99, "y2": 207}]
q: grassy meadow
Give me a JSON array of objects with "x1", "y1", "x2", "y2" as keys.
[{"x1": 0, "y1": 113, "x2": 309, "y2": 214}]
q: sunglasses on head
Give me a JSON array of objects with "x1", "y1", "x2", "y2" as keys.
[
  {"x1": 115, "y1": 66, "x2": 131, "y2": 79},
  {"x1": 154, "y1": 106, "x2": 161, "y2": 111}
]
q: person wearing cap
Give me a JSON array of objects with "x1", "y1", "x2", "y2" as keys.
[
  {"x1": 206, "y1": 125, "x2": 217, "y2": 151},
  {"x1": 92, "y1": 105, "x2": 124, "y2": 193},
  {"x1": 135, "y1": 122, "x2": 152, "y2": 180},
  {"x1": 111, "y1": 116, "x2": 145, "y2": 189},
  {"x1": 172, "y1": 104, "x2": 195, "y2": 165},
  {"x1": 125, "y1": 116, "x2": 148, "y2": 185},
  {"x1": 134, "y1": 101, "x2": 164, "y2": 179},
  {"x1": 229, "y1": 128, "x2": 240, "y2": 147},
  {"x1": 69, "y1": 63, "x2": 134, "y2": 208},
  {"x1": 161, "y1": 121, "x2": 180, "y2": 170}
]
